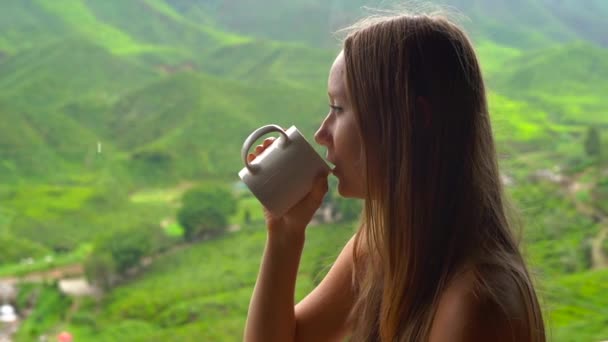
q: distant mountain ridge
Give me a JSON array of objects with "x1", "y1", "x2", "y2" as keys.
[
  {"x1": 162, "y1": 0, "x2": 608, "y2": 48},
  {"x1": 0, "y1": 1, "x2": 332, "y2": 184},
  {"x1": 0, "y1": 0, "x2": 605, "y2": 184}
]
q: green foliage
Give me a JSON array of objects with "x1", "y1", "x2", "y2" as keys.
[
  {"x1": 14, "y1": 284, "x2": 72, "y2": 341},
  {"x1": 596, "y1": 179, "x2": 608, "y2": 215},
  {"x1": 59, "y1": 222, "x2": 355, "y2": 341},
  {"x1": 0, "y1": 234, "x2": 50, "y2": 264},
  {"x1": 0, "y1": 244, "x2": 91, "y2": 278},
  {"x1": 491, "y1": 42, "x2": 608, "y2": 126},
  {"x1": 16, "y1": 283, "x2": 39, "y2": 310},
  {"x1": 84, "y1": 252, "x2": 116, "y2": 290},
  {"x1": 508, "y1": 182, "x2": 598, "y2": 276},
  {"x1": 584, "y1": 126, "x2": 601, "y2": 158},
  {"x1": 178, "y1": 184, "x2": 237, "y2": 241},
  {"x1": 99, "y1": 230, "x2": 151, "y2": 273},
  {"x1": 162, "y1": 0, "x2": 608, "y2": 49},
  {"x1": 85, "y1": 223, "x2": 174, "y2": 289},
  {"x1": 70, "y1": 311, "x2": 98, "y2": 330},
  {"x1": 545, "y1": 269, "x2": 608, "y2": 341},
  {"x1": 1, "y1": 181, "x2": 172, "y2": 254},
  {"x1": 178, "y1": 206, "x2": 226, "y2": 241},
  {"x1": 229, "y1": 195, "x2": 265, "y2": 226}
]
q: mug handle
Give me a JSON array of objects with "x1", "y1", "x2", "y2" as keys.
[{"x1": 241, "y1": 124, "x2": 290, "y2": 173}]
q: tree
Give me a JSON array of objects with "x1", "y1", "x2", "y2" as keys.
[
  {"x1": 244, "y1": 209, "x2": 251, "y2": 224},
  {"x1": 84, "y1": 252, "x2": 116, "y2": 291},
  {"x1": 84, "y1": 225, "x2": 169, "y2": 290},
  {"x1": 100, "y1": 229, "x2": 152, "y2": 273},
  {"x1": 584, "y1": 126, "x2": 601, "y2": 158},
  {"x1": 178, "y1": 185, "x2": 237, "y2": 241}
]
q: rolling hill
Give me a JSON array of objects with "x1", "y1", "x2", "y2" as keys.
[
  {"x1": 161, "y1": 0, "x2": 608, "y2": 48},
  {"x1": 489, "y1": 41, "x2": 608, "y2": 126},
  {"x1": 0, "y1": 0, "x2": 335, "y2": 184}
]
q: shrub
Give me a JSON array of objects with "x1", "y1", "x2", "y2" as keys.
[
  {"x1": 84, "y1": 252, "x2": 117, "y2": 290},
  {"x1": 178, "y1": 185, "x2": 236, "y2": 241},
  {"x1": 85, "y1": 224, "x2": 169, "y2": 289},
  {"x1": 98, "y1": 229, "x2": 152, "y2": 273}
]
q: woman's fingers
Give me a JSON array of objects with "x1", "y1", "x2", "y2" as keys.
[
  {"x1": 308, "y1": 171, "x2": 330, "y2": 206},
  {"x1": 263, "y1": 137, "x2": 275, "y2": 148},
  {"x1": 249, "y1": 137, "x2": 277, "y2": 162},
  {"x1": 254, "y1": 145, "x2": 264, "y2": 154}
]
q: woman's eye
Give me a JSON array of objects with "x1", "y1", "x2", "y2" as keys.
[{"x1": 329, "y1": 104, "x2": 343, "y2": 113}]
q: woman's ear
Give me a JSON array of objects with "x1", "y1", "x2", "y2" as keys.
[{"x1": 416, "y1": 96, "x2": 432, "y2": 127}]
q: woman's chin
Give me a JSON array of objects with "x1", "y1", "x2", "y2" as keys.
[
  {"x1": 331, "y1": 168, "x2": 365, "y2": 199},
  {"x1": 336, "y1": 181, "x2": 358, "y2": 199}
]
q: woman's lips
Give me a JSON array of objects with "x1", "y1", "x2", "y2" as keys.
[
  {"x1": 326, "y1": 159, "x2": 336, "y2": 173},
  {"x1": 325, "y1": 154, "x2": 337, "y2": 174},
  {"x1": 329, "y1": 164, "x2": 338, "y2": 175}
]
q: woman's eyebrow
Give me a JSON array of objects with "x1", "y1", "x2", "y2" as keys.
[{"x1": 328, "y1": 91, "x2": 342, "y2": 99}]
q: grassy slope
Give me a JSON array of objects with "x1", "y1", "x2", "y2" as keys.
[
  {"x1": 542, "y1": 0, "x2": 608, "y2": 46},
  {"x1": 22, "y1": 223, "x2": 356, "y2": 341},
  {"x1": 0, "y1": 0, "x2": 334, "y2": 261},
  {"x1": 19, "y1": 208, "x2": 606, "y2": 341},
  {"x1": 0, "y1": 38, "x2": 157, "y2": 183},
  {"x1": 163, "y1": 0, "x2": 608, "y2": 48},
  {"x1": 200, "y1": 39, "x2": 334, "y2": 88},
  {"x1": 0, "y1": 180, "x2": 172, "y2": 252},
  {"x1": 0, "y1": 0, "x2": 68, "y2": 54},
  {"x1": 491, "y1": 41, "x2": 608, "y2": 126},
  {"x1": 164, "y1": 0, "x2": 369, "y2": 48},
  {"x1": 0, "y1": 38, "x2": 159, "y2": 109},
  {"x1": 509, "y1": 182, "x2": 598, "y2": 277},
  {"x1": 544, "y1": 269, "x2": 608, "y2": 342},
  {"x1": 104, "y1": 71, "x2": 328, "y2": 184},
  {"x1": 0, "y1": 0, "x2": 335, "y2": 184}
]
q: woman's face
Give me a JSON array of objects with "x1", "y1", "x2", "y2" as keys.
[{"x1": 315, "y1": 51, "x2": 366, "y2": 199}]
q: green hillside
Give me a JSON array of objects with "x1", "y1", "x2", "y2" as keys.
[
  {"x1": 542, "y1": 0, "x2": 608, "y2": 46},
  {"x1": 15, "y1": 223, "x2": 356, "y2": 341},
  {"x1": 200, "y1": 40, "x2": 334, "y2": 88},
  {"x1": 490, "y1": 41, "x2": 608, "y2": 126},
  {"x1": 0, "y1": 38, "x2": 156, "y2": 182},
  {"x1": 0, "y1": 39, "x2": 158, "y2": 110},
  {"x1": 0, "y1": 1, "x2": 68, "y2": 54},
  {"x1": 101, "y1": 70, "x2": 328, "y2": 184},
  {"x1": 0, "y1": 0, "x2": 333, "y2": 183},
  {"x1": 162, "y1": 0, "x2": 608, "y2": 48},
  {"x1": 546, "y1": 269, "x2": 608, "y2": 341},
  {"x1": 12, "y1": 210, "x2": 607, "y2": 341}
]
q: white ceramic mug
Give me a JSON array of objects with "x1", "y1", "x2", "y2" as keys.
[{"x1": 238, "y1": 124, "x2": 330, "y2": 217}]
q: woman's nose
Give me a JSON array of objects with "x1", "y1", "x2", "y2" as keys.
[{"x1": 314, "y1": 120, "x2": 331, "y2": 146}]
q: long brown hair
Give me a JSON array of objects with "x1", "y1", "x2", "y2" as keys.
[{"x1": 340, "y1": 13, "x2": 545, "y2": 341}]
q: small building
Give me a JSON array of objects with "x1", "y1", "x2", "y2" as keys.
[{"x1": 0, "y1": 304, "x2": 17, "y2": 323}]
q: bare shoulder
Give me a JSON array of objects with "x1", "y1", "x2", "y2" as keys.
[{"x1": 429, "y1": 265, "x2": 532, "y2": 342}]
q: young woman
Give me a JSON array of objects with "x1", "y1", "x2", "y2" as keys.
[{"x1": 244, "y1": 13, "x2": 546, "y2": 342}]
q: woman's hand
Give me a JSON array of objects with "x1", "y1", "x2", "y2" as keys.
[{"x1": 247, "y1": 137, "x2": 329, "y2": 236}]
